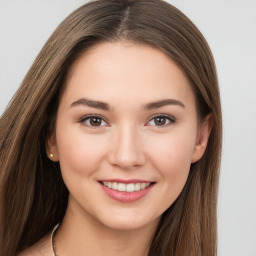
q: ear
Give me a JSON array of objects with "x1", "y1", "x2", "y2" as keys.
[
  {"x1": 45, "y1": 133, "x2": 59, "y2": 162},
  {"x1": 191, "y1": 113, "x2": 213, "y2": 163}
]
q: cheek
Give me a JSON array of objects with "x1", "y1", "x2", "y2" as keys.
[
  {"x1": 146, "y1": 129, "x2": 196, "y2": 188},
  {"x1": 55, "y1": 125, "x2": 108, "y2": 178},
  {"x1": 148, "y1": 135, "x2": 195, "y2": 211},
  {"x1": 149, "y1": 132, "x2": 195, "y2": 168},
  {"x1": 159, "y1": 143, "x2": 192, "y2": 190}
]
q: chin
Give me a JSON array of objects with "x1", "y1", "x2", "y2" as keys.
[{"x1": 97, "y1": 212, "x2": 160, "y2": 232}]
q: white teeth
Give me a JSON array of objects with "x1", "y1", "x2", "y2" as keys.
[
  {"x1": 134, "y1": 183, "x2": 141, "y2": 191},
  {"x1": 112, "y1": 182, "x2": 118, "y2": 190},
  {"x1": 140, "y1": 183, "x2": 146, "y2": 189},
  {"x1": 102, "y1": 182, "x2": 151, "y2": 192},
  {"x1": 126, "y1": 183, "x2": 135, "y2": 192},
  {"x1": 107, "y1": 182, "x2": 112, "y2": 188},
  {"x1": 117, "y1": 183, "x2": 126, "y2": 191}
]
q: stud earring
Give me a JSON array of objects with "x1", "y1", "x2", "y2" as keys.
[{"x1": 49, "y1": 153, "x2": 54, "y2": 158}]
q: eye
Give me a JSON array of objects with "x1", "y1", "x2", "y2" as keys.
[
  {"x1": 146, "y1": 114, "x2": 175, "y2": 127},
  {"x1": 80, "y1": 115, "x2": 108, "y2": 128}
]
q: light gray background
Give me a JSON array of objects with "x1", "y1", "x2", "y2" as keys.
[{"x1": 0, "y1": 1, "x2": 255, "y2": 255}]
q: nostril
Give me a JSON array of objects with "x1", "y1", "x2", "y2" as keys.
[
  {"x1": 107, "y1": 129, "x2": 146, "y2": 168},
  {"x1": 108, "y1": 150, "x2": 146, "y2": 169}
]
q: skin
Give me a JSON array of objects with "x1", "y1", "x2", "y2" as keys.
[{"x1": 47, "y1": 41, "x2": 212, "y2": 256}]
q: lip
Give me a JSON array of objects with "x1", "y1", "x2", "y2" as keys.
[
  {"x1": 99, "y1": 179, "x2": 155, "y2": 203},
  {"x1": 101, "y1": 179, "x2": 153, "y2": 184}
]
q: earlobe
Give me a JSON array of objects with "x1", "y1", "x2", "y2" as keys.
[
  {"x1": 191, "y1": 113, "x2": 213, "y2": 163},
  {"x1": 45, "y1": 133, "x2": 59, "y2": 162}
]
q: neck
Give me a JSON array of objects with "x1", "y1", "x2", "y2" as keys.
[{"x1": 54, "y1": 200, "x2": 159, "y2": 256}]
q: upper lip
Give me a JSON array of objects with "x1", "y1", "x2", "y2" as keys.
[{"x1": 99, "y1": 179, "x2": 154, "y2": 184}]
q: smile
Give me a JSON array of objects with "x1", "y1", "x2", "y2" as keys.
[
  {"x1": 102, "y1": 181, "x2": 151, "y2": 193},
  {"x1": 99, "y1": 180, "x2": 155, "y2": 202}
]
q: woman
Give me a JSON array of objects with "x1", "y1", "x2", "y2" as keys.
[{"x1": 0, "y1": 0, "x2": 222, "y2": 255}]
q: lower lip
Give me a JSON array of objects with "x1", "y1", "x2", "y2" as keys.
[{"x1": 100, "y1": 183, "x2": 154, "y2": 203}]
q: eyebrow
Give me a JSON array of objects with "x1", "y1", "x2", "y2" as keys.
[
  {"x1": 70, "y1": 98, "x2": 185, "y2": 111},
  {"x1": 70, "y1": 98, "x2": 110, "y2": 111},
  {"x1": 144, "y1": 99, "x2": 185, "y2": 110}
]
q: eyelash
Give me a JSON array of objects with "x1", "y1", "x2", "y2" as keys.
[
  {"x1": 146, "y1": 114, "x2": 175, "y2": 127},
  {"x1": 80, "y1": 114, "x2": 109, "y2": 129},
  {"x1": 80, "y1": 114, "x2": 175, "y2": 129}
]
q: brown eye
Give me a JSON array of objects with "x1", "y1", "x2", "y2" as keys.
[
  {"x1": 154, "y1": 117, "x2": 167, "y2": 126},
  {"x1": 90, "y1": 117, "x2": 102, "y2": 126},
  {"x1": 147, "y1": 115, "x2": 175, "y2": 127},
  {"x1": 81, "y1": 115, "x2": 108, "y2": 128}
]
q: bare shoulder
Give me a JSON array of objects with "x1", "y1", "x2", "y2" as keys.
[{"x1": 18, "y1": 233, "x2": 53, "y2": 256}]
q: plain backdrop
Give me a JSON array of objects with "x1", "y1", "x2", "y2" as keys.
[{"x1": 0, "y1": 1, "x2": 256, "y2": 255}]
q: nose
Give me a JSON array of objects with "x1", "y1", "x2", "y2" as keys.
[{"x1": 108, "y1": 125, "x2": 146, "y2": 169}]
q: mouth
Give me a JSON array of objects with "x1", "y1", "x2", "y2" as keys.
[
  {"x1": 99, "y1": 180, "x2": 155, "y2": 202},
  {"x1": 101, "y1": 181, "x2": 152, "y2": 193}
]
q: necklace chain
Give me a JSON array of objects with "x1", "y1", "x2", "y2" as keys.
[{"x1": 51, "y1": 224, "x2": 60, "y2": 256}]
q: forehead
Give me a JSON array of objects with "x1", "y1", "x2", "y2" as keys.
[{"x1": 61, "y1": 41, "x2": 195, "y2": 109}]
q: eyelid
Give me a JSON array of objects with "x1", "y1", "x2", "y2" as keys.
[
  {"x1": 145, "y1": 113, "x2": 176, "y2": 127},
  {"x1": 79, "y1": 114, "x2": 110, "y2": 128},
  {"x1": 79, "y1": 113, "x2": 175, "y2": 128}
]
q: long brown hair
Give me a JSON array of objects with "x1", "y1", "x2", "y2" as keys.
[{"x1": 0, "y1": 1, "x2": 222, "y2": 255}]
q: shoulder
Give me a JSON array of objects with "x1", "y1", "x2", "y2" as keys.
[{"x1": 18, "y1": 233, "x2": 54, "y2": 256}]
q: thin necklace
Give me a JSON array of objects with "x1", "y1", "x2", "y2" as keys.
[{"x1": 51, "y1": 224, "x2": 60, "y2": 256}]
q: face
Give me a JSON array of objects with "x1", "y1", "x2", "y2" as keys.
[{"x1": 47, "y1": 42, "x2": 211, "y2": 232}]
